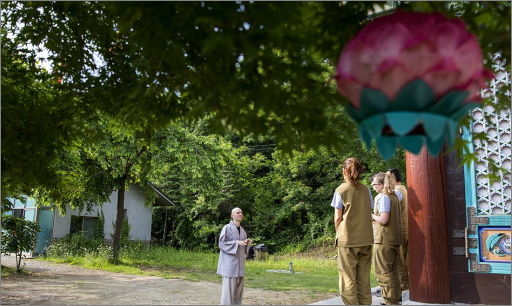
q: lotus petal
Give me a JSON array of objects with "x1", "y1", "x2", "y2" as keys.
[
  {"x1": 359, "y1": 125, "x2": 373, "y2": 149},
  {"x1": 359, "y1": 87, "x2": 390, "y2": 118},
  {"x1": 392, "y1": 79, "x2": 435, "y2": 111},
  {"x1": 376, "y1": 136, "x2": 397, "y2": 161},
  {"x1": 421, "y1": 113, "x2": 448, "y2": 141},
  {"x1": 386, "y1": 112, "x2": 420, "y2": 136},
  {"x1": 337, "y1": 78, "x2": 364, "y2": 108},
  {"x1": 426, "y1": 135, "x2": 445, "y2": 156},
  {"x1": 363, "y1": 114, "x2": 386, "y2": 138},
  {"x1": 428, "y1": 90, "x2": 468, "y2": 116},
  {"x1": 399, "y1": 136, "x2": 424, "y2": 155}
]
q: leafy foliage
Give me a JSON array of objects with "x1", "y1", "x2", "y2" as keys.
[
  {"x1": 1, "y1": 2, "x2": 509, "y2": 254},
  {"x1": 2, "y1": 1, "x2": 509, "y2": 203},
  {"x1": 150, "y1": 117, "x2": 405, "y2": 252},
  {"x1": 111, "y1": 218, "x2": 131, "y2": 247},
  {"x1": 94, "y1": 209, "x2": 106, "y2": 241},
  {"x1": 1, "y1": 215, "x2": 41, "y2": 273}
]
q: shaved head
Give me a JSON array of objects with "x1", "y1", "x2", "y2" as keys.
[
  {"x1": 231, "y1": 207, "x2": 242, "y2": 217},
  {"x1": 231, "y1": 207, "x2": 244, "y2": 224}
]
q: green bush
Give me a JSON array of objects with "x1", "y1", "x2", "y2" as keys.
[
  {"x1": 111, "y1": 218, "x2": 131, "y2": 247},
  {"x1": 44, "y1": 231, "x2": 148, "y2": 262},
  {"x1": 94, "y1": 209, "x2": 105, "y2": 241},
  {"x1": 1, "y1": 214, "x2": 41, "y2": 273},
  {"x1": 45, "y1": 232, "x2": 104, "y2": 257}
]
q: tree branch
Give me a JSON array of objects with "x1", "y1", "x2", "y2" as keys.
[{"x1": 124, "y1": 145, "x2": 147, "y2": 175}]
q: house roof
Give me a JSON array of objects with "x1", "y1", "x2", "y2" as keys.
[{"x1": 150, "y1": 184, "x2": 176, "y2": 207}]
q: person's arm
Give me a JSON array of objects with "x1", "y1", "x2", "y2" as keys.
[
  {"x1": 395, "y1": 189, "x2": 403, "y2": 202},
  {"x1": 368, "y1": 187, "x2": 375, "y2": 210},
  {"x1": 218, "y1": 225, "x2": 239, "y2": 254},
  {"x1": 334, "y1": 208, "x2": 343, "y2": 231},
  {"x1": 372, "y1": 212, "x2": 389, "y2": 225},
  {"x1": 372, "y1": 195, "x2": 391, "y2": 225},
  {"x1": 331, "y1": 190, "x2": 344, "y2": 231}
]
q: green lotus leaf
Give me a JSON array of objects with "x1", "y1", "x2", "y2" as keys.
[
  {"x1": 446, "y1": 119, "x2": 460, "y2": 147},
  {"x1": 421, "y1": 113, "x2": 448, "y2": 141},
  {"x1": 345, "y1": 105, "x2": 364, "y2": 123},
  {"x1": 428, "y1": 90, "x2": 469, "y2": 116},
  {"x1": 398, "y1": 136, "x2": 424, "y2": 155},
  {"x1": 376, "y1": 136, "x2": 397, "y2": 161},
  {"x1": 358, "y1": 124, "x2": 373, "y2": 149},
  {"x1": 363, "y1": 114, "x2": 386, "y2": 138},
  {"x1": 391, "y1": 79, "x2": 435, "y2": 111},
  {"x1": 360, "y1": 87, "x2": 391, "y2": 118},
  {"x1": 386, "y1": 112, "x2": 420, "y2": 136},
  {"x1": 426, "y1": 135, "x2": 445, "y2": 156}
]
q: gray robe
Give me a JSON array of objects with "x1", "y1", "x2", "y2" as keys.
[{"x1": 217, "y1": 221, "x2": 249, "y2": 277}]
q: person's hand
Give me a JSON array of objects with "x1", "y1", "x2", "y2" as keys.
[
  {"x1": 245, "y1": 239, "x2": 252, "y2": 245},
  {"x1": 237, "y1": 240, "x2": 247, "y2": 246}
]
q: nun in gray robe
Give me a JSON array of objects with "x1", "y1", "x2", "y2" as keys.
[{"x1": 217, "y1": 220, "x2": 249, "y2": 305}]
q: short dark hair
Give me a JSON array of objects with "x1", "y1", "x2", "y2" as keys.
[{"x1": 387, "y1": 168, "x2": 402, "y2": 182}]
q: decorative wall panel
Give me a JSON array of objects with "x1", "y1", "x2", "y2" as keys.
[
  {"x1": 471, "y1": 53, "x2": 511, "y2": 216},
  {"x1": 464, "y1": 53, "x2": 511, "y2": 274}
]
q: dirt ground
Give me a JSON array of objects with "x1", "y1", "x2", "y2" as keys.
[{"x1": 1, "y1": 256, "x2": 336, "y2": 305}]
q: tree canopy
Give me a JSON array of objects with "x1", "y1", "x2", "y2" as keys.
[{"x1": 2, "y1": 1, "x2": 510, "y2": 208}]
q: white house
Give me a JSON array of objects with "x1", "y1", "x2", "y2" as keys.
[{"x1": 7, "y1": 184, "x2": 174, "y2": 255}]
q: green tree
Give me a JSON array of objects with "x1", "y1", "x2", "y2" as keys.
[
  {"x1": 2, "y1": 2, "x2": 509, "y2": 254},
  {"x1": 111, "y1": 218, "x2": 131, "y2": 247},
  {"x1": 35, "y1": 114, "x2": 159, "y2": 261},
  {"x1": 1, "y1": 215, "x2": 41, "y2": 273},
  {"x1": 149, "y1": 119, "x2": 260, "y2": 250},
  {"x1": 1, "y1": 30, "x2": 82, "y2": 208},
  {"x1": 148, "y1": 114, "x2": 405, "y2": 252},
  {"x1": 94, "y1": 209, "x2": 105, "y2": 241},
  {"x1": 3, "y1": 1, "x2": 508, "y2": 205}
]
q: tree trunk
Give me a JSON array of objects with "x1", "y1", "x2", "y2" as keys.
[
  {"x1": 110, "y1": 146, "x2": 146, "y2": 262},
  {"x1": 112, "y1": 175, "x2": 126, "y2": 262},
  {"x1": 16, "y1": 251, "x2": 22, "y2": 273},
  {"x1": 171, "y1": 212, "x2": 176, "y2": 247},
  {"x1": 162, "y1": 208, "x2": 168, "y2": 243}
]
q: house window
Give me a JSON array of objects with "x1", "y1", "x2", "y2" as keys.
[
  {"x1": 12, "y1": 209, "x2": 24, "y2": 218},
  {"x1": 123, "y1": 209, "x2": 127, "y2": 219},
  {"x1": 70, "y1": 216, "x2": 97, "y2": 239},
  {"x1": 83, "y1": 218, "x2": 96, "y2": 238}
]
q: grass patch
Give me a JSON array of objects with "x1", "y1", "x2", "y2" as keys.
[
  {"x1": 1, "y1": 265, "x2": 18, "y2": 277},
  {"x1": 1, "y1": 265, "x2": 32, "y2": 277},
  {"x1": 40, "y1": 245, "x2": 378, "y2": 293}
]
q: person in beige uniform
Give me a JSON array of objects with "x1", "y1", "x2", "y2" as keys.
[
  {"x1": 330, "y1": 157, "x2": 374, "y2": 305},
  {"x1": 388, "y1": 168, "x2": 409, "y2": 293},
  {"x1": 371, "y1": 172, "x2": 403, "y2": 305}
]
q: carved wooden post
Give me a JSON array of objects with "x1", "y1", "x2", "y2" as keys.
[{"x1": 406, "y1": 147, "x2": 451, "y2": 303}]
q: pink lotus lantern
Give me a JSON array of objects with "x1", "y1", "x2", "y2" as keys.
[{"x1": 335, "y1": 10, "x2": 493, "y2": 159}]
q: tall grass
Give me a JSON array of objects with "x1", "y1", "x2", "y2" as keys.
[{"x1": 42, "y1": 241, "x2": 378, "y2": 293}]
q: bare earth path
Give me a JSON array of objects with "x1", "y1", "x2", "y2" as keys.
[{"x1": 1, "y1": 256, "x2": 336, "y2": 305}]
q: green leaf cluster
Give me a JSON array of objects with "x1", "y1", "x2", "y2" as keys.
[
  {"x1": 1, "y1": 215, "x2": 41, "y2": 273},
  {"x1": 151, "y1": 115, "x2": 405, "y2": 252}
]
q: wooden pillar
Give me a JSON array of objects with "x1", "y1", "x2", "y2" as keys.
[{"x1": 406, "y1": 147, "x2": 451, "y2": 303}]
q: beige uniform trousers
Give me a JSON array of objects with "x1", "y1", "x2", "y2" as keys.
[
  {"x1": 397, "y1": 234, "x2": 409, "y2": 291},
  {"x1": 373, "y1": 244, "x2": 401, "y2": 305},
  {"x1": 337, "y1": 246, "x2": 372, "y2": 305},
  {"x1": 221, "y1": 276, "x2": 244, "y2": 305}
]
